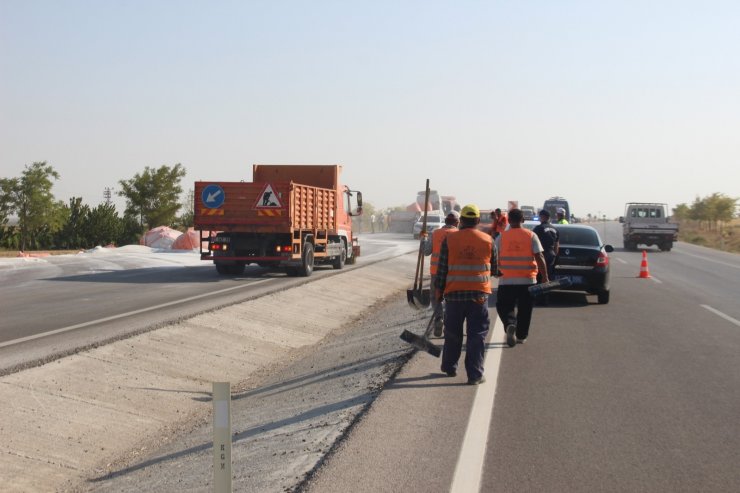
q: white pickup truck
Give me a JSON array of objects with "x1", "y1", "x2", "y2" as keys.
[{"x1": 619, "y1": 202, "x2": 679, "y2": 251}]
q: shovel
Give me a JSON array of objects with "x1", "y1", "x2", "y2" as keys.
[
  {"x1": 406, "y1": 180, "x2": 431, "y2": 309},
  {"x1": 400, "y1": 304, "x2": 442, "y2": 357}
]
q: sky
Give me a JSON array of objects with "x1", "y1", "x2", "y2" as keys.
[{"x1": 1, "y1": 0, "x2": 739, "y2": 219}]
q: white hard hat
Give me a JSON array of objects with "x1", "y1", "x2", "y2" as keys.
[{"x1": 557, "y1": 207, "x2": 566, "y2": 214}]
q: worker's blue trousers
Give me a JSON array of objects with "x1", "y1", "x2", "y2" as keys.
[{"x1": 441, "y1": 299, "x2": 490, "y2": 380}]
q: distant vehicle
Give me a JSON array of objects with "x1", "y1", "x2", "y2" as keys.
[
  {"x1": 521, "y1": 205, "x2": 537, "y2": 220},
  {"x1": 477, "y1": 209, "x2": 494, "y2": 233},
  {"x1": 619, "y1": 202, "x2": 678, "y2": 251},
  {"x1": 413, "y1": 210, "x2": 445, "y2": 239},
  {"x1": 551, "y1": 224, "x2": 614, "y2": 304},
  {"x1": 542, "y1": 197, "x2": 570, "y2": 220},
  {"x1": 523, "y1": 220, "x2": 539, "y2": 231}
]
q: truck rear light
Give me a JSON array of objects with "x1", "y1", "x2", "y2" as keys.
[
  {"x1": 595, "y1": 252, "x2": 609, "y2": 267},
  {"x1": 275, "y1": 245, "x2": 292, "y2": 253},
  {"x1": 211, "y1": 243, "x2": 228, "y2": 252}
]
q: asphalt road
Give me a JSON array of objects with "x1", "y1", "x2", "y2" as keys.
[
  {"x1": 0, "y1": 234, "x2": 414, "y2": 374},
  {"x1": 305, "y1": 222, "x2": 740, "y2": 492},
  {"x1": 2, "y1": 225, "x2": 739, "y2": 492}
]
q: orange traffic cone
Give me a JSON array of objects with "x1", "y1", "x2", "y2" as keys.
[{"x1": 638, "y1": 250, "x2": 651, "y2": 278}]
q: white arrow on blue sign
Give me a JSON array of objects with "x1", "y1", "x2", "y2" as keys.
[{"x1": 202, "y1": 184, "x2": 225, "y2": 209}]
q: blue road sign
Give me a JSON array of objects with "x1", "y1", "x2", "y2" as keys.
[{"x1": 202, "y1": 184, "x2": 225, "y2": 209}]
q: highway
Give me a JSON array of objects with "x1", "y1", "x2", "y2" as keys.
[{"x1": 1, "y1": 225, "x2": 739, "y2": 492}]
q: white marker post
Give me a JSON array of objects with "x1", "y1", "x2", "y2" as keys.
[{"x1": 213, "y1": 382, "x2": 232, "y2": 493}]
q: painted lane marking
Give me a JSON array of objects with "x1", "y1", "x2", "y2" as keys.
[
  {"x1": 616, "y1": 258, "x2": 628, "y2": 264},
  {"x1": 0, "y1": 279, "x2": 271, "y2": 349},
  {"x1": 450, "y1": 316, "x2": 503, "y2": 493},
  {"x1": 650, "y1": 276, "x2": 663, "y2": 284},
  {"x1": 701, "y1": 305, "x2": 740, "y2": 327},
  {"x1": 676, "y1": 249, "x2": 740, "y2": 270}
]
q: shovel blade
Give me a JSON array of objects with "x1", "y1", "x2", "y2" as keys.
[
  {"x1": 414, "y1": 288, "x2": 431, "y2": 307},
  {"x1": 407, "y1": 289, "x2": 422, "y2": 310}
]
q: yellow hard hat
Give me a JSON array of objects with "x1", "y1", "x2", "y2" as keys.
[{"x1": 460, "y1": 204, "x2": 480, "y2": 218}]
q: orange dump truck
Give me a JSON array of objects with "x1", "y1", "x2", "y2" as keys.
[{"x1": 194, "y1": 164, "x2": 363, "y2": 276}]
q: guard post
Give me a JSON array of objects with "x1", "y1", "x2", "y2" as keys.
[{"x1": 213, "y1": 382, "x2": 232, "y2": 493}]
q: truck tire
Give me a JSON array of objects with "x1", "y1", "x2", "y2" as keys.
[
  {"x1": 215, "y1": 264, "x2": 230, "y2": 275},
  {"x1": 299, "y1": 243, "x2": 314, "y2": 277},
  {"x1": 597, "y1": 290, "x2": 610, "y2": 304},
  {"x1": 285, "y1": 267, "x2": 299, "y2": 277},
  {"x1": 660, "y1": 242, "x2": 672, "y2": 252},
  {"x1": 623, "y1": 240, "x2": 636, "y2": 251},
  {"x1": 332, "y1": 241, "x2": 346, "y2": 270}
]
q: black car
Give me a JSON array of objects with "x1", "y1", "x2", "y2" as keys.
[{"x1": 551, "y1": 224, "x2": 613, "y2": 304}]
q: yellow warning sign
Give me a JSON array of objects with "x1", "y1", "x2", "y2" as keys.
[{"x1": 254, "y1": 183, "x2": 282, "y2": 209}]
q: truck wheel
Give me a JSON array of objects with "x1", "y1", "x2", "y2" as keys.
[
  {"x1": 299, "y1": 243, "x2": 314, "y2": 277},
  {"x1": 215, "y1": 264, "x2": 230, "y2": 275},
  {"x1": 597, "y1": 290, "x2": 610, "y2": 304},
  {"x1": 332, "y1": 242, "x2": 346, "y2": 270},
  {"x1": 285, "y1": 267, "x2": 299, "y2": 277},
  {"x1": 231, "y1": 263, "x2": 245, "y2": 275},
  {"x1": 660, "y1": 242, "x2": 672, "y2": 252}
]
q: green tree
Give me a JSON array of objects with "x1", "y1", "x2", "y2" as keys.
[
  {"x1": 174, "y1": 188, "x2": 194, "y2": 229},
  {"x1": 672, "y1": 203, "x2": 690, "y2": 221},
  {"x1": 0, "y1": 177, "x2": 16, "y2": 227},
  {"x1": 118, "y1": 164, "x2": 187, "y2": 229},
  {"x1": 84, "y1": 203, "x2": 122, "y2": 247},
  {"x1": 6, "y1": 162, "x2": 65, "y2": 250},
  {"x1": 55, "y1": 197, "x2": 89, "y2": 249}
]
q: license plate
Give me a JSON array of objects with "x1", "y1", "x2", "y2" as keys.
[{"x1": 555, "y1": 275, "x2": 583, "y2": 284}]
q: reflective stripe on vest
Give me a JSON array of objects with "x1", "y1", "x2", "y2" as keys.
[
  {"x1": 444, "y1": 228, "x2": 492, "y2": 294},
  {"x1": 499, "y1": 228, "x2": 537, "y2": 280},
  {"x1": 430, "y1": 226, "x2": 457, "y2": 275}
]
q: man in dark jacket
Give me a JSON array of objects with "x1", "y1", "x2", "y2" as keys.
[{"x1": 532, "y1": 209, "x2": 559, "y2": 305}]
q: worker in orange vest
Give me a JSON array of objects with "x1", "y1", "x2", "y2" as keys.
[
  {"x1": 422, "y1": 211, "x2": 460, "y2": 336},
  {"x1": 435, "y1": 204, "x2": 499, "y2": 385},
  {"x1": 490, "y1": 208, "x2": 508, "y2": 238},
  {"x1": 495, "y1": 208, "x2": 549, "y2": 347}
]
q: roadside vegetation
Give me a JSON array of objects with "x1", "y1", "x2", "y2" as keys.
[
  {"x1": 673, "y1": 193, "x2": 739, "y2": 253},
  {"x1": 1, "y1": 162, "x2": 192, "y2": 251}
]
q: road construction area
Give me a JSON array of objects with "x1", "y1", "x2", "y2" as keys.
[{"x1": 1, "y1": 253, "x2": 422, "y2": 492}]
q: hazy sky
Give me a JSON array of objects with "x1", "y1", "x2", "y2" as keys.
[{"x1": 2, "y1": 1, "x2": 738, "y2": 218}]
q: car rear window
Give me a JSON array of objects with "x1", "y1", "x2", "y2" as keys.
[{"x1": 557, "y1": 228, "x2": 599, "y2": 246}]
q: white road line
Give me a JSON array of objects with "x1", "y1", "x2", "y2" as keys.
[
  {"x1": 677, "y1": 249, "x2": 740, "y2": 269},
  {"x1": 616, "y1": 258, "x2": 628, "y2": 264},
  {"x1": 701, "y1": 305, "x2": 740, "y2": 327},
  {"x1": 450, "y1": 316, "x2": 503, "y2": 493},
  {"x1": 650, "y1": 276, "x2": 663, "y2": 284},
  {"x1": 0, "y1": 279, "x2": 271, "y2": 349}
]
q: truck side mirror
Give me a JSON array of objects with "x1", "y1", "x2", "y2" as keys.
[{"x1": 618, "y1": 216, "x2": 624, "y2": 223}]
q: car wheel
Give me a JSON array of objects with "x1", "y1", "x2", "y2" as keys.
[{"x1": 597, "y1": 290, "x2": 610, "y2": 304}]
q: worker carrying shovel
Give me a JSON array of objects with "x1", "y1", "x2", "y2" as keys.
[
  {"x1": 435, "y1": 204, "x2": 499, "y2": 385},
  {"x1": 421, "y1": 210, "x2": 460, "y2": 336}
]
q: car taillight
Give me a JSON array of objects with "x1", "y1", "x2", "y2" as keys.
[{"x1": 596, "y1": 252, "x2": 609, "y2": 267}]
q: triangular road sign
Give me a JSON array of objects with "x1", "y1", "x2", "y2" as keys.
[{"x1": 254, "y1": 183, "x2": 282, "y2": 209}]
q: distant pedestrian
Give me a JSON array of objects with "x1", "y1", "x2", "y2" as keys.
[
  {"x1": 370, "y1": 213, "x2": 376, "y2": 233},
  {"x1": 422, "y1": 211, "x2": 459, "y2": 336},
  {"x1": 436, "y1": 204, "x2": 498, "y2": 385},
  {"x1": 490, "y1": 208, "x2": 508, "y2": 238},
  {"x1": 555, "y1": 207, "x2": 569, "y2": 224},
  {"x1": 495, "y1": 208, "x2": 549, "y2": 347},
  {"x1": 532, "y1": 209, "x2": 559, "y2": 305}
]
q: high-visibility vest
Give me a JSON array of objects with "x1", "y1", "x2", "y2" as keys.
[
  {"x1": 444, "y1": 228, "x2": 492, "y2": 294},
  {"x1": 430, "y1": 226, "x2": 457, "y2": 275},
  {"x1": 491, "y1": 214, "x2": 508, "y2": 236},
  {"x1": 499, "y1": 228, "x2": 537, "y2": 280}
]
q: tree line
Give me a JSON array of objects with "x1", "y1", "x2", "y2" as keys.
[
  {"x1": 672, "y1": 193, "x2": 738, "y2": 231},
  {"x1": 0, "y1": 161, "x2": 192, "y2": 251}
]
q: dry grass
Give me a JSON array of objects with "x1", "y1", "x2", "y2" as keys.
[
  {"x1": 0, "y1": 249, "x2": 82, "y2": 258},
  {"x1": 678, "y1": 219, "x2": 740, "y2": 253}
]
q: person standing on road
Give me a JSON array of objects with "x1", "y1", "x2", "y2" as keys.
[
  {"x1": 435, "y1": 204, "x2": 498, "y2": 385},
  {"x1": 495, "y1": 208, "x2": 549, "y2": 347},
  {"x1": 422, "y1": 211, "x2": 460, "y2": 336},
  {"x1": 555, "y1": 207, "x2": 569, "y2": 224},
  {"x1": 490, "y1": 208, "x2": 508, "y2": 238},
  {"x1": 532, "y1": 209, "x2": 559, "y2": 305},
  {"x1": 370, "y1": 213, "x2": 376, "y2": 233}
]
